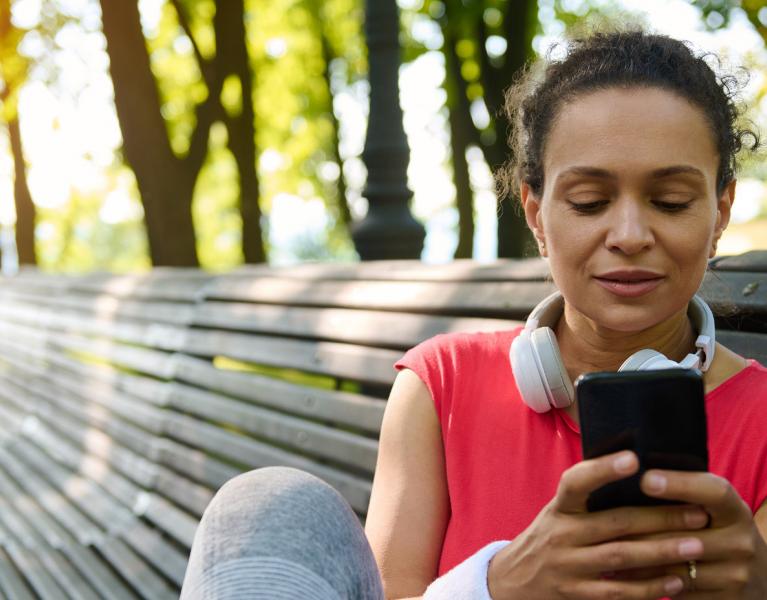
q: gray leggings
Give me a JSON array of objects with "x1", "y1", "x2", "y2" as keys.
[{"x1": 180, "y1": 467, "x2": 385, "y2": 599}]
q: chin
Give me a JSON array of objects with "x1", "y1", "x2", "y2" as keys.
[{"x1": 594, "y1": 305, "x2": 682, "y2": 335}]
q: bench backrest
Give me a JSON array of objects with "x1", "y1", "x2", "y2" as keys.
[{"x1": 0, "y1": 254, "x2": 764, "y2": 597}]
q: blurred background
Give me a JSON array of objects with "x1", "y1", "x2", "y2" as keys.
[{"x1": 0, "y1": 0, "x2": 765, "y2": 273}]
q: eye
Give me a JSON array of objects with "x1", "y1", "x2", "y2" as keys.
[
  {"x1": 653, "y1": 199, "x2": 694, "y2": 212},
  {"x1": 567, "y1": 200, "x2": 609, "y2": 214}
]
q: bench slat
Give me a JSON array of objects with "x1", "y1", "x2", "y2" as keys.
[
  {"x1": 21, "y1": 420, "x2": 200, "y2": 548},
  {"x1": 228, "y1": 257, "x2": 552, "y2": 282},
  {"x1": 61, "y1": 543, "x2": 139, "y2": 600},
  {"x1": 183, "y1": 329, "x2": 401, "y2": 385},
  {"x1": 0, "y1": 447, "x2": 103, "y2": 545},
  {"x1": 0, "y1": 461, "x2": 139, "y2": 599},
  {"x1": 0, "y1": 302, "x2": 189, "y2": 353},
  {"x1": 96, "y1": 537, "x2": 178, "y2": 600},
  {"x1": 1, "y1": 393, "x2": 215, "y2": 525},
  {"x1": 192, "y1": 301, "x2": 521, "y2": 349},
  {"x1": 165, "y1": 382, "x2": 379, "y2": 471},
  {"x1": 8, "y1": 438, "x2": 189, "y2": 588},
  {"x1": 172, "y1": 354, "x2": 386, "y2": 433},
  {"x1": 201, "y1": 276, "x2": 557, "y2": 316},
  {"x1": 3, "y1": 545, "x2": 66, "y2": 600},
  {"x1": 35, "y1": 547, "x2": 101, "y2": 600},
  {"x1": 0, "y1": 546, "x2": 36, "y2": 600},
  {"x1": 0, "y1": 290, "x2": 196, "y2": 326},
  {"x1": 162, "y1": 413, "x2": 372, "y2": 513}
]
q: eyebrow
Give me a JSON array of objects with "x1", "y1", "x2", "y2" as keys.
[{"x1": 556, "y1": 165, "x2": 706, "y2": 183}]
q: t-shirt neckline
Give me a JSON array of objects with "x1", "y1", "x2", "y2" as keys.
[{"x1": 554, "y1": 360, "x2": 762, "y2": 436}]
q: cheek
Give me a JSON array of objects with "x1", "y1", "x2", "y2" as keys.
[
  {"x1": 660, "y1": 214, "x2": 716, "y2": 265},
  {"x1": 545, "y1": 213, "x2": 600, "y2": 260}
]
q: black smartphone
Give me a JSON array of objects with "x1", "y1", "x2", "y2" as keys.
[{"x1": 576, "y1": 369, "x2": 707, "y2": 512}]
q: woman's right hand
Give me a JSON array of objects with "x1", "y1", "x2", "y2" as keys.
[{"x1": 487, "y1": 451, "x2": 710, "y2": 599}]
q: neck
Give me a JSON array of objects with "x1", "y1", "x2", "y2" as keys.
[{"x1": 555, "y1": 303, "x2": 697, "y2": 381}]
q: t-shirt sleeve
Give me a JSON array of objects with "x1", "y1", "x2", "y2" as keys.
[
  {"x1": 394, "y1": 334, "x2": 454, "y2": 418},
  {"x1": 707, "y1": 361, "x2": 767, "y2": 514}
]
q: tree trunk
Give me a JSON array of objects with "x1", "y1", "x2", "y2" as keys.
[
  {"x1": 8, "y1": 117, "x2": 36, "y2": 265},
  {"x1": 215, "y1": 0, "x2": 266, "y2": 263},
  {"x1": 442, "y1": 0, "x2": 537, "y2": 258},
  {"x1": 319, "y1": 30, "x2": 352, "y2": 228},
  {"x1": 443, "y1": 36, "x2": 474, "y2": 259},
  {"x1": 494, "y1": 0, "x2": 537, "y2": 258},
  {"x1": 99, "y1": 0, "x2": 199, "y2": 266}
]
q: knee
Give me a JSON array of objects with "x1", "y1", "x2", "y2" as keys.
[
  {"x1": 201, "y1": 466, "x2": 356, "y2": 536},
  {"x1": 212, "y1": 466, "x2": 345, "y2": 513}
]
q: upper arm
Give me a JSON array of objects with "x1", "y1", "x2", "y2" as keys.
[{"x1": 365, "y1": 368, "x2": 450, "y2": 600}]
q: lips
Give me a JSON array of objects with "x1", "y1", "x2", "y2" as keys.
[{"x1": 593, "y1": 270, "x2": 665, "y2": 298}]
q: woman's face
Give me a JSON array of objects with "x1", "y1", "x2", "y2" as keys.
[{"x1": 522, "y1": 86, "x2": 734, "y2": 334}]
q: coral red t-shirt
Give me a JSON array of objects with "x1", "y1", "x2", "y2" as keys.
[{"x1": 394, "y1": 326, "x2": 767, "y2": 576}]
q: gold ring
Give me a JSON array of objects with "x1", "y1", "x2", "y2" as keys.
[{"x1": 688, "y1": 560, "x2": 697, "y2": 589}]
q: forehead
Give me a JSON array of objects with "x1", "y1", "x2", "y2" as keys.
[{"x1": 542, "y1": 87, "x2": 719, "y2": 187}]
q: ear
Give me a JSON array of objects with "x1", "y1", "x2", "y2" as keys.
[
  {"x1": 521, "y1": 183, "x2": 547, "y2": 256},
  {"x1": 710, "y1": 179, "x2": 736, "y2": 258}
]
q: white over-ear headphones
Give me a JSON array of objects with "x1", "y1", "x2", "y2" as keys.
[{"x1": 509, "y1": 292, "x2": 716, "y2": 413}]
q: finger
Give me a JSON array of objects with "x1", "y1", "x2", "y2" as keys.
[
  {"x1": 641, "y1": 471, "x2": 749, "y2": 525},
  {"x1": 605, "y1": 566, "x2": 668, "y2": 581},
  {"x1": 568, "y1": 536, "x2": 704, "y2": 574},
  {"x1": 674, "y1": 527, "x2": 757, "y2": 562},
  {"x1": 667, "y1": 560, "x2": 753, "y2": 596},
  {"x1": 555, "y1": 451, "x2": 639, "y2": 513},
  {"x1": 567, "y1": 573, "x2": 685, "y2": 599},
  {"x1": 576, "y1": 504, "x2": 710, "y2": 545}
]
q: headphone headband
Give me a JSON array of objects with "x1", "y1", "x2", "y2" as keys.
[
  {"x1": 523, "y1": 292, "x2": 715, "y2": 371},
  {"x1": 512, "y1": 292, "x2": 717, "y2": 413}
]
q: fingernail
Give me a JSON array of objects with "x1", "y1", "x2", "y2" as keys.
[
  {"x1": 678, "y1": 538, "x2": 703, "y2": 558},
  {"x1": 645, "y1": 473, "x2": 667, "y2": 493},
  {"x1": 665, "y1": 576, "x2": 684, "y2": 595},
  {"x1": 613, "y1": 452, "x2": 636, "y2": 473},
  {"x1": 684, "y1": 509, "x2": 709, "y2": 528}
]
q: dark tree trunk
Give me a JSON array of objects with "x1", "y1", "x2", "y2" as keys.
[
  {"x1": 319, "y1": 31, "x2": 352, "y2": 228},
  {"x1": 494, "y1": 0, "x2": 536, "y2": 258},
  {"x1": 8, "y1": 117, "x2": 36, "y2": 265},
  {"x1": 214, "y1": 0, "x2": 266, "y2": 263},
  {"x1": 443, "y1": 36, "x2": 474, "y2": 259},
  {"x1": 442, "y1": 0, "x2": 537, "y2": 258},
  {"x1": 100, "y1": 0, "x2": 200, "y2": 266}
]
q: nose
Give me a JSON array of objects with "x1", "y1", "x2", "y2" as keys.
[{"x1": 604, "y1": 199, "x2": 655, "y2": 255}]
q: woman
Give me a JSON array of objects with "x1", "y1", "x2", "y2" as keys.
[{"x1": 180, "y1": 30, "x2": 767, "y2": 599}]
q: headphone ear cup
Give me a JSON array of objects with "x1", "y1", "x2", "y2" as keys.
[
  {"x1": 511, "y1": 332, "x2": 553, "y2": 413},
  {"x1": 619, "y1": 348, "x2": 681, "y2": 371},
  {"x1": 530, "y1": 328, "x2": 574, "y2": 408}
]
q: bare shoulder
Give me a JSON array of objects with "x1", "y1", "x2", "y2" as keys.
[
  {"x1": 703, "y1": 342, "x2": 750, "y2": 395},
  {"x1": 365, "y1": 369, "x2": 449, "y2": 599}
]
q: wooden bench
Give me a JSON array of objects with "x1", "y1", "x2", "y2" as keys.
[{"x1": 0, "y1": 253, "x2": 764, "y2": 598}]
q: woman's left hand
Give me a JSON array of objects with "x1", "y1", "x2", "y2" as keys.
[{"x1": 637, "y1": 469, "x2": 767, "y2": 598}]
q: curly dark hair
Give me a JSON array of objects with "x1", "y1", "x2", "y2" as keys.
[{"x1": 497, "y1": 30, "x2": 761, "y2": 199}]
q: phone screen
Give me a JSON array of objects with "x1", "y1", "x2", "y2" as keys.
[{"x1": 576, "y1": 369, "x2": 707, "y2": 511}]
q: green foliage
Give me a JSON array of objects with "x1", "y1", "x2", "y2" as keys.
[
  {"x1": 692, "y1": 0, "x2": 767, "y2": 44},
  {"x1": 35, "y1": 168, "x2": 150, "y2": 272},
  {"x1": 136, "y1": 0, "x2": 363, "y2": 267},
  {"x1": 0, "y1": 0, "x2": 28, "y2": 120},
  {"x1": 145, "y1": 1, "x2": 208, "y2": 156},
  {"x1": 194, "y1": 123, "x2": 244, "y2": 270},
  {"x1": 246, "y1": 0, "x2": 361, "y2": 258},
  {"x1": 552, "y1": 0, "x2": 648, "y2": 33}
]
